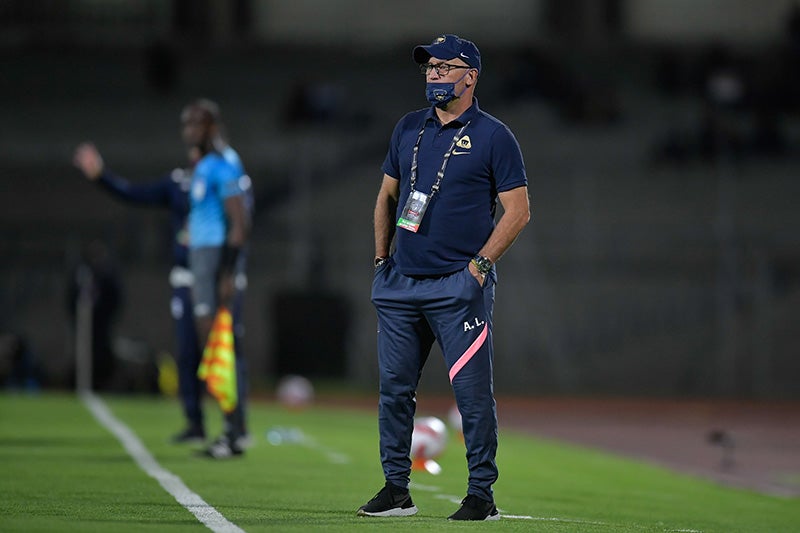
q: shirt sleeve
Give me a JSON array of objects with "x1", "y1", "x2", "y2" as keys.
[
  {"x1": 98, "y1": 171, "x2": 172, "y2": 205},
  {"x1": 380, "y1": 116, "x2": 406, "y2": 180},
  {"x1": 217, "y1": 160, "x2": 244, "y2": 200},
  {"x1": 490, "y1": 124, "x2": 528, "y2": 192}
]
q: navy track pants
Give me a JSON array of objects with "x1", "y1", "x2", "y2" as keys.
[{"x1": 371, "y1": 261, "x2": 498, "y2": 502}]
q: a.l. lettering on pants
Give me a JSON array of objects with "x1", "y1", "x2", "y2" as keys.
[{"x1": 463, "y1": 317, "x2": 485, "y2": 331}]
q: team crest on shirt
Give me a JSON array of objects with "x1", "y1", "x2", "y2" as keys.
[{"x1": 456, "y1": 136, "x2": 472, "y2": 149}]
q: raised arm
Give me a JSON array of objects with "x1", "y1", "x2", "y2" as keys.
[{"x1": 73, "y1": 142, "x2": 172, "y2": 206}]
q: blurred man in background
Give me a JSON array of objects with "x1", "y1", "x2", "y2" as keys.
[
  {"x1": 73, "y1": 141, "x2": 205, "y2": 443},
  {"x1": 181, "y1": 98, "x2": 253, "y2": 459},
  {"x1": 359, "y1": 34, "x2": 529, "y2": 521},
  {"x1": 73, "y1": 98, "x2": 254, "y2": 458}
]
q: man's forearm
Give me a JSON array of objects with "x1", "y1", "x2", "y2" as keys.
[
  {"x1": 478, "y1": 187, "x2": 530, "y2": 263},
  {"x1": 478, "y1": 210, "x2": 528, "y2": 263},
  {"x1": 374, "y1": 196, "x2": 397, "y2": 259},
  {"x1": 224, "y1": 195, "x2": 249, "y2": 248}
]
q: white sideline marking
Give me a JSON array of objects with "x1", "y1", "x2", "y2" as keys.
[
  {"x1": 527, "y1": 516, "x2": 608, "y2": 525},
  {"x1": 434, "y1": 493, "x2": 464, "y2": 504},
  {"x1": 81, "y1": 392, "x2": 245, "y2": 533},
  {"x1": 409, "y1": 482, "x2": 441, "y2": 492},
  {"x1": 413, "y1": 478, "x2": 702, "y2": 531},
  {"x1": 506, "y1": 515, "x2": 702, "y2": 533},
  {"x1": 266, "y1": 427, "x2": 350, "y2": 464}
]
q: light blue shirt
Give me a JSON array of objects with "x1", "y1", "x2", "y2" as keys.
[{"x1": 188, "y1": 148, "x2": 246, "y2": 248}]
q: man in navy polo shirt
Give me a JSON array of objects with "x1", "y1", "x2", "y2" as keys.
[
  {"x1": 73, "y1": 142, "x2": 206, "y2": 443},
  {"x1": 357, "y1": 35, "x2": 530, "y2": 521}
]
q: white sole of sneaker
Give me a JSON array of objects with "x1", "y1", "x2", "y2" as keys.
[
  {"x1": 448, "y1": 511, "x2": 501, "y2": 521},
  {"x1": 357, "y1": 506, "x2": 419, "y2": 517}
]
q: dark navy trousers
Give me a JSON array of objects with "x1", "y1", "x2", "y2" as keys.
[
  {"x1": 371, "y1": 260, "x2": 498, "y2": 502},
  {"x1": 171, "y1": 285, "x2": 204, "y2": 428},
  {"x1": 171, "y1": 285, "x2": 248, "y2": 433}
]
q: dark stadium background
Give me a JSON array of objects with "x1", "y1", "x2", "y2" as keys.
[{"x1": 1, "y1": 0, "x2": 799, "y2": 401}]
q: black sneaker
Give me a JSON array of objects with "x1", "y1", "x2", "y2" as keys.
[
  {"x1": 448, "y1": 494, "x2": 500, "y2": 521},
  {"x1": 171, "y1": 426, "x2": 205, "y2": 445},
  {"x1": 201, "y1": 435, "x2": 243, "y2": 459},
  {"x1": 234, "y1": 433, "x2": 253, "y2": 450},
  {"x1": 357, "y1": 483, "x2": 418, "y2": 517}
]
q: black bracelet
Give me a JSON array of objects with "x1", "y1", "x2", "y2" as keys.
[{"x1": 221, "y1": 245, "x2": 241, "y2": 272}]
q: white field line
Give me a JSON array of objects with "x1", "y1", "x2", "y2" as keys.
[
  {"x1": 81, "y1": 391, "x2": 245, "y2": 533},
  {"x1": 409, "y1": 482, "x2": 441, "y2": 492},
  {"x1": 265, "y1": 426, "x2": 350, "y2": 464},
  {"x1": 303, "y1": 440, "x2": 350, "y2": 464},
  {"x1": 429, "y1": 488, "x2": 701, "y2": 531}
]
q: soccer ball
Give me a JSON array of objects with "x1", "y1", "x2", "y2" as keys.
[
  {"x1": 276, "y1": 374, "x2": 314, "y2": 409},
  {"x1": 411, "y1": 416, "x2": 448, "y2": 460}
]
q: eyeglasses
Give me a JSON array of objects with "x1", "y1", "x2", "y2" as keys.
[{"x1": 419, "y1": 62, "x2": 471, "y2": 76}]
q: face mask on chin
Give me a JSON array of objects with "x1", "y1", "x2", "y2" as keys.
[{"x1": 425, "y1": 70, "x2": 470, "y2": 107}]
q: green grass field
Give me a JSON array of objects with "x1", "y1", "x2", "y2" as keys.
[{"x1": 1, "y1": 393, "x2": 797, "y2": 532}]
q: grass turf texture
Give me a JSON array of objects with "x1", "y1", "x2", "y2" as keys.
[{"x1": 0, "y1": 393, "x2": 797, "y2": 532}]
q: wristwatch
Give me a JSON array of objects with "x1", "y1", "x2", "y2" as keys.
[
  {"x1": 471, "y1": 255, "x2": 492, "y2": 275},
  {"x1": 374, "y1": 256, "x2": 389, "y2": 268}
]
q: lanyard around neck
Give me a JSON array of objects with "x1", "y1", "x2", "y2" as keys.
[{"x1": 409, "y1": 120, "x2": 470, "y2": 199}]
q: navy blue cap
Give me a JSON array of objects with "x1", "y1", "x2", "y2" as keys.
[{"x1": 413, "y1": 34, "x2": 481, "y2": 73}]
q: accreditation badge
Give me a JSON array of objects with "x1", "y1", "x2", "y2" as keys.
[{"x1": 397, "y1": 190, "x2": 430, "y2": 233}]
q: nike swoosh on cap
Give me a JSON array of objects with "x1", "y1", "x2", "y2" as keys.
[
  {"x1": 452, "y1": 150, "x2": 470, "y2": 155},
  {"x1": 460, "y1": 52, "x2": 469, "y2": 59}
]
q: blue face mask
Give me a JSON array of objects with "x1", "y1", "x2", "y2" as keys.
[{"x1": 425, "y1": 70, "x2": 470, "y2": 107}]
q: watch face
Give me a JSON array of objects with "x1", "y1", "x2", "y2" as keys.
[{"x1": 473, "y1": 256, "x2": 491, "y2": 274}]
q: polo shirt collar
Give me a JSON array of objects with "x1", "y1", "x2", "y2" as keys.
[{"x1": 426, "y1": 97, "x2": 481, "y2": 126}]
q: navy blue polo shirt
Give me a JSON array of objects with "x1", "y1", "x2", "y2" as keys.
[
  {"x1": 98, "y1": 169, "x2": 191, "y2": 268},
  {"x1": 382, "y1": 98, "x2": 527, "y2": 276}
]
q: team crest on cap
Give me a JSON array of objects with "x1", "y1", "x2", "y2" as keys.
[
  {"x1": 456, "y1": 136, "x2": 472, "y2": 149},
  {"x1": 433, "y1": 35, "x2": 446, "y2": 44}
]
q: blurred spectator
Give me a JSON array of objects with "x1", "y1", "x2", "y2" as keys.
[
  {"x1": 654, "y1": 46, "x2": 689, "y2": 97},
  {"x1": 73, "y1": 141, "x2": 206, "y2": 443},
  {"x1": 749, "y1": 105, "x2": 787, "y2": 157},
  {"x1": 500, "y1": 47, "x2": 620, "y2": 125},
  {"x1": 0, "y1": 333, "x2": 40, "y2": 392},
  {"x1": 701, "y1": 44, "x2": 747, "y2": 111},
  {"x1": 772, "y1": 3, "x2": 800, "y2": 114},
  {"x1": 144, "y1": 39, "x2": 179, "y2": 95},
  {"x1": 651, "y1": 42, "x2": 790, "y2": 166},
  {"x1": 66, "y1": 240, "x2": 123, "y2": 391},
  {"x1": 282, "y1": 77, "x2": 346, "y2": 127},
  {"x1": 281, "y1": 77, "x2": 370, "y2": 130},
  {"x1": 501, "y1": 47, "x2": 557, "y2": 101}
]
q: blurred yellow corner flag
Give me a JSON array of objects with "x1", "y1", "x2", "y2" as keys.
[{"x1": 197, "y1": 307, "x2": 237, "y2": 413}]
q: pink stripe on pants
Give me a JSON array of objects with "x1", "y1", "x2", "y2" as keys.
[{"x1": 449, "y1": 324, "x2": 488, "y2": 383}]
